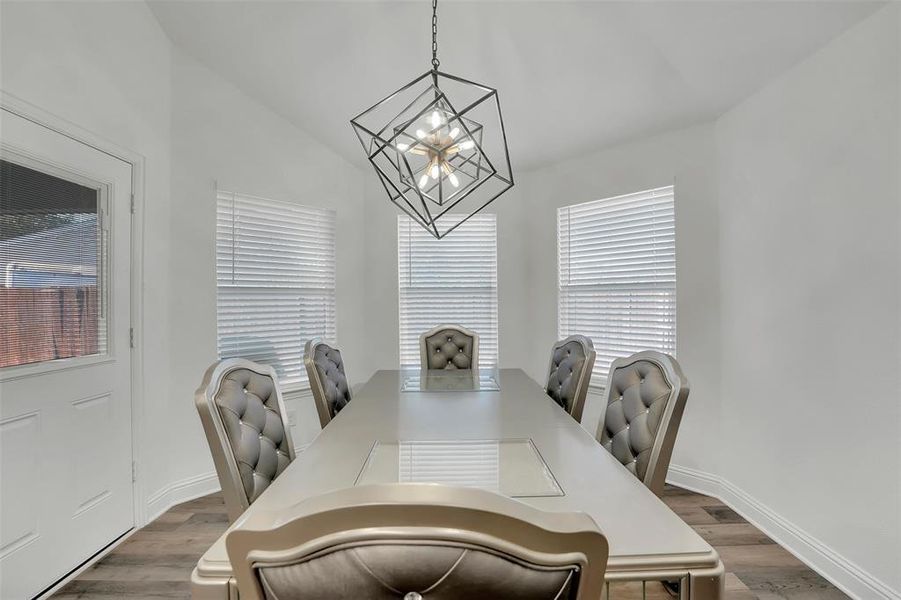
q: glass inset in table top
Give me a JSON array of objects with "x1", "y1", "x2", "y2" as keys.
[
  {"x1": 400, "y1": 368, "x2": 501, "y2": 392},
  {"x1": 355, "y1": 438, "x2": 563, "y2": 498}
]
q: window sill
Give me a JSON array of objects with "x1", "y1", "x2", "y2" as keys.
[{"x1": 281, "y1": 386, "x2": 313, "y2": 402}]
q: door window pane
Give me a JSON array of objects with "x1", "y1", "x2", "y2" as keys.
[{"x1": 0, "y1": 159, "x2": 106, "y2": 368}]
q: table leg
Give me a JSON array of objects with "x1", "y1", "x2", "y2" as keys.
[
  {"x1": 688, "y1": 562, "x2": 725, "y2": 600},
  {"x1": 190, "y1": 567, "x2": 234, "y2": 600}
]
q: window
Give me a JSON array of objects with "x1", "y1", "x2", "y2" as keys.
[
  {"x1": 1, "y1": 159, "x2": 106, "y2": 368},
  {"x1": 557, "y1": 186, "x2": 676, "y2": 387},
  {"x1": 397, "y1": 214, "x2": 498, "y2": 369},
  {"x1": 216, "y1": 191, "x2": 336, "y2": 389}
]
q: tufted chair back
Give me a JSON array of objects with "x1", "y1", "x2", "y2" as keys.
[
  {"x1": 596, "y1": 351, "x2": 689, "y2": 497},
  {"x1": 227, "y1": 483, "x2": 609, "y2": 600},
  {"x1": 195, "y1": 359, "x2": 296, "y2": 522},
  {"x1": 419, "y1": 324, "x2": 480, "y2": 370},
  {"x1": 545, "y1": 335, "x2": 596, "y2": 423},
  {"x1": 303, "y1": 339, "x2": 352, "y2": 429}
]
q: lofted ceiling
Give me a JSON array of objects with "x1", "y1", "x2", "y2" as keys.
[{"x1": 148, "y1": 0, "x2": 883, "y2": 171}]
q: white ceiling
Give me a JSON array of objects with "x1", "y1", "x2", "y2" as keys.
[{"x1": 148, "y1": 1, "x2": 883, "y2": 171}]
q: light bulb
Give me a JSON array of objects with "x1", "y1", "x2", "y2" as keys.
[
  {"x1": 440, "y1": 162, "x2": 459, "y2": 187},
  {"x1": 460, "y1": 139, "x2": 475, "y2": 150},
  {"x1": 430, "y1": 163, "x2": 440, "y2": 179},
  {"x1": 449, "y1": 127, "x2": 460, "y2": 139},
  {"x1": 396, "y1": 143, "x2": 409, "y2": 151},
  {"x1": 415, "y1": 129, "x2": 426, "y2": 139},
  {"x1": 430, "y1": 111, "x2": 442, "y2": 128},
  {"x1": 418, "y1": 173, "x2": 429, "y2": 188}
]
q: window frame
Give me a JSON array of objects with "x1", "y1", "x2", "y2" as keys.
[
  {"x1": 215, "y1": 190, "x2": 336, "y2": 391},
  {"x1": 397, "y1": 213, "x2": 499, "y2": 369},
  {"x1": 0, "y1": 152, "x2": 112, "y2": 380},
  {"x1": 557, "y1": 185, "x2": 677, "y2": 389}
]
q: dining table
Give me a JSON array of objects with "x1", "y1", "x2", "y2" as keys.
[{"x1": 191, "y1": 368, "x2": 724, "y2": 599}]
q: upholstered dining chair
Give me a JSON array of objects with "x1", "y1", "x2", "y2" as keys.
[
  {"x1": 303, "y1": 338, "x2": 352, "y2": 429},
  {"x1": 195, "y1": 358, "x2": 296, "y2": 522},
  {"x1": 596, "y1": 351, "x2": 689, "y2": 497},
  {"x1": 545, "y1": 335, "x2": 596, "y2": 424},
  {"x1": 419, "y1": 324, "x2": 479, "y2": 370},
  {"x1": 226, "y1": 483, "x2": 609, "y2": 600}
]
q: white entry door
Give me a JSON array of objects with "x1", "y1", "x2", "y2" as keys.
[{"x1": 0, "y1": 108, "x2": 134, "y2": 599}]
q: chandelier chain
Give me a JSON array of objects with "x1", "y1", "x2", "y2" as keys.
[{"x1": 431, "y1": 0, "x2": 440, "y2": 70}]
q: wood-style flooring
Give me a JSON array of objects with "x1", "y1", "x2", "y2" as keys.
[{"x1": 52, "y1": 485, "x2": 848, "y2": 600}]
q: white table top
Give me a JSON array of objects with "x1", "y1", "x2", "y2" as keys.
[{"x1": 194, "y1": 369, "x2": 720, "y2": 580}]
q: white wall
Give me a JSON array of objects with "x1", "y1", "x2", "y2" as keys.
[
  {"x1": 516, "y1": 124, "x2": 723, "y2": 470},
  {"x1": 517, "y1": 6, "x2": 900, "y2": 597},
  {"x1": 161, "y1": 49, "x2": 369, "y2": 498},
  {"x1": 0, "y1": 0, "x2": 176, "y2": 519},
  {"x1": 715, "y1": 5, "x2": 900, "y2": 595},
  {"x1": 1, "y1": 2, "x2": 369, "y2": 520},
  {"x1": 3, "y1": 2, "x2": 899, "y2": 597}
]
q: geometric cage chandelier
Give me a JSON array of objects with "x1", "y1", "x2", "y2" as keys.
[{"x1": 351, "y1": 0, "x2": 514, "y2": 239}]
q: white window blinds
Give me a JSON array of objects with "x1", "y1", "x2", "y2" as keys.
[
  {"x1": 557, "y1": 186, "x2": 676, "y2": 387},
  {"x1": 216, "y1": 191, "x2": 336, "y2": 389},
  {"x1": 397, "y1": 214, "x2": 498, "y2": 368}
]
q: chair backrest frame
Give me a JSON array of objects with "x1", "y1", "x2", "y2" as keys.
[
  {"x1": 227, "y1": 483, "x2": 608, "y2": 600},
  {"x1": 303, "y1": 338, "x2": 351, "y2": 429},
  {"x1": 194, "y1": 358, "x2": 296, "y2": 522},
  {"x1": 544, "y1": 335, "x2": 597, "y2": 423},
  {"x1": 419, "y1": 324, "x2": 480, "y2": 371},
  {"x1": 596, "y1": 351, "x2": 689, "y2": 496}
]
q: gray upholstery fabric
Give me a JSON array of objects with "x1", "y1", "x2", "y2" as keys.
[
  {"x1": 423, "y1": 329, "x2": 474, "y2": 370},
  {"x1": 598, "y1": 359, "x2": 673, "y2": 480},
  {"x1": 546, "y1": 340, "x2": 589, "y2": 413},
  {"x1": 257, "y1": 543, "x2": 576, "y2": 600},
  {"x1": 214, "y1": 368, "x2": 292, "y2": 503},
  {"x1": 313, "y1": 343, "x2": 351, "y2": 418}
]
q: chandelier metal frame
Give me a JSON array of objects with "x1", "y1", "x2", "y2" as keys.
[{"x1": 350, "y1": 0, "x2": 514, "y2": 239}]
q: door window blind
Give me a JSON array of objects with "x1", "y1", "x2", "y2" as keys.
[
  {"x1": 397, "y1": 214, "x2": 498, "y2": 368},
  {"x1": 557, "y1": 186, "x2": 676, "y2": 387},
  {"x1": 217, "y1": 191, "x2": 336, "y2": 389},
  {"x1": 0, "y1": 159, "x2": 106, "y2": 368}
]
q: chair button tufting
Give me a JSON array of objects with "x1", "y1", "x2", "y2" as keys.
[{"x1": 404, "y1": 593, "x2": 423, "y2": 600}]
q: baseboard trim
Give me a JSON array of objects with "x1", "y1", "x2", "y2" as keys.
[
  {"x1": 145, "y1": 471, "x2": 220, "y2": 524},
  {"x1": 667, "y1": 465, "x2": 900, "y2": 600},
  {"x1": 145, "y1": 443, "x2": 312, "y2": 524}
]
